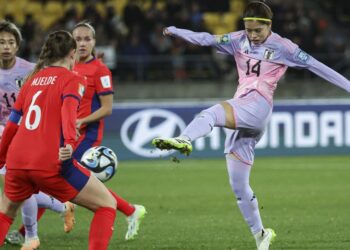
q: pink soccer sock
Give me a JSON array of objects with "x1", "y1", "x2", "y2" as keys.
[
  {"x1": 88, "y1": 207, "x2": 116, "y2": 250},
  {"x1": 225, "y1": 154, "x2": 263, "y2": 234},
  {"x1": 18, "y1": 208, "x2": 46, "y2": 236}
]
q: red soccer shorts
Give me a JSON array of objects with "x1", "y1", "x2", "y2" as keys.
[{"x1": 5, "y1": 160, "x2": 91, "y2": 202}]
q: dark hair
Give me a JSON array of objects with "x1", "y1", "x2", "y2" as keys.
[
  {"x1": 29, "y1": 30, "x2": 76, "y2": 79},
  {"x1": 243, "y1": 1, "x2": 273, "y2": 24},
  {"x1": 0, "y1": 20, "x2": 22, "y2": 46}
]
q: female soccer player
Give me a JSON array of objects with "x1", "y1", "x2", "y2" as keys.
[
  {"x1": 0, "y1": 20, "x2": 76, "y2": 249},
  {"x1": 0, "y1": 30, "x2": 117, "y2": 250},
  {"x1": 72, "y1": 21, "x2": 146, "y2": 241},
  {"x1": 152, "y1": 1, "x2": 350, "y2": 250}
]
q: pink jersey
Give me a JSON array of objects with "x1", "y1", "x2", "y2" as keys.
[
  {"x1": 166, "y1": 27, "x2": 350, "y2": 103},
  {"x1": 0, "y1": 57, "x2": 34, "y2": 127}
]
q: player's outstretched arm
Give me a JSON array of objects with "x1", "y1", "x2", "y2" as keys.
[
  {"x1": 306, "y1": 57, "x2": 350, "y2": 93},
  {"x1": 285, "y1": 48, "x2": 350, "y2": 93},
  {"x1": 163, "y1": 26, "x2": 217, "y2": 47}
]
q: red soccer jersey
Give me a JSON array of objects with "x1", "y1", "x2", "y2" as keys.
[
  {"x1": 73, "y1": 58, "x2": 113, "y2": 134},
  {"x1": 4, "y1": 66, "x2": 84, "y2": 171}
]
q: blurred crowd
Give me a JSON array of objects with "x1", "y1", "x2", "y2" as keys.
[{"x1": 4, "y1": 0, "x2": 350, "y2": 82}]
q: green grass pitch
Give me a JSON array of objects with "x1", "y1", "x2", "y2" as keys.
[{"x1": 3, "y1": 155, "x2": 350, "y2": 249}]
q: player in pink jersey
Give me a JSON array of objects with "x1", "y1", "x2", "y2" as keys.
[
  {"x1": 152, "y1": 1, "x2": 350, "y2": 250},
  {"x1": 0, "y1": 20, "x2": 77, "y2": 249},
  {"x1": 0, "y1": 30, "x2": 120, "y2": 250},
  {"x1": 72, "y1": 21, "x2": 146, "y2": 241}
]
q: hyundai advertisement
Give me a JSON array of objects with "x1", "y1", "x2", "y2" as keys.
[{"x1": 103, "y1": 101, "x2": 350, "y2": 160}]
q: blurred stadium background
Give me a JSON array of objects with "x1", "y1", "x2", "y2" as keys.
[
  {"x1": 2, "y1": 0, "x2": 350, "y2": 160},
  {"x1": 1, "y1": 0, "x2": 350, "y2": 100},
  {"x1": 2, "y1": 1, "x2": 350, "y2": 249}
]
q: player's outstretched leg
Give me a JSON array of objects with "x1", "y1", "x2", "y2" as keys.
[
  {"x1": 254, "y1": 228, "x2": 276, "y2": 250},
  {"x1": 33, "y1": 192, "x2": 75, "y2": 233},
  {"x1": 70, "y1": 172, "x2": 117, "y2": 250},
  {"x1": 152, "y1": 104, "x2": 227, "y2": 156},
  {"x1": 125, "y1": 205, "x2": 147, "y2": 241},
  {"x1": 152, "y1": 137, "x2": 193, "y2": 156}
]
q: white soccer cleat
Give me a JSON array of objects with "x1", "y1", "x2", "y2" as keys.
[
  {"x1": 254, "y1": 228, "x2": 276, "y2": 250},
  {"x1": 125, "y1": 205, "x2": 146, "y2": 241},
  {"x1": 5, "y1": 230, "x2": 24, "y2": 246},
  {"x1": 152, "y1": 137, "x2": 193, "y2": 156}
]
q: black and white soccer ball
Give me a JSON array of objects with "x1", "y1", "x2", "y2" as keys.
[{"x1": 80, "y1": 146, "x2": 118, "y2": 182}]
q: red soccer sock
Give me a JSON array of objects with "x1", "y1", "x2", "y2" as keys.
[
  {"x1": 88, "y1": 207, "x2": 116, "y2": 250},
  {"x1": 0, "y1": 212, "x2": 14, "y2": 246},
  {"x1": 109, "y1": 190, "x2": 135, "y2": 216},
  {"x1": 18, "y1": 208, "x2": 46, "y2": 236}
]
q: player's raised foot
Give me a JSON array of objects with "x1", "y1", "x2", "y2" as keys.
[
  {"x1": 63, "y1": 201, "x2": 76, "y2": 233},
  {"x1": 125, "y1": 205, "x2": 147, "y2": 241},
  {"x1": 254, "y1": 228, "x2": 276, "y2": 250},
  {"x1": 20, "y1": 236, "x2": 40, "y2": 250},
  {"x1": 5, "y1": 230, "x2": 24, "y2": 246},
  {"x1": 152, "y1": 137, "x2": 192, "y2": 156}
]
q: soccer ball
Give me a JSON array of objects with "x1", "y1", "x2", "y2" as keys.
[{"x1": 80, "y1": 146, "x2": 118, "y2": 182}]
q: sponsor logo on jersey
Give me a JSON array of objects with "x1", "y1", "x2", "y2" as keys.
[
  {"x1": 215, "y1": 34, "x2": 231, "y2": 45},
  {"x1": 120, "y1": 109, "x2": 186, "y2": 157},
  {"x1": 100, "y1": 75, "x2": 111, "y2": 88},
  {"x1": 264, "y1": 48, "x2": 275, "y2": 60}
]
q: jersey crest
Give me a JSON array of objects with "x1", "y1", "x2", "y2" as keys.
[
  {"x1": 15, "y1": 77, "x2": 24, "y2": 88},
  {"x1": 263, "y1": 48, "x2": 275, "y2": 60}
]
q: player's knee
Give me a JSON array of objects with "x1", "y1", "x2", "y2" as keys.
[
  {"x1": 226, "y1": 154, "x2": 254, "y2": 199},
  {"x1": 231, "y1": 181, "x2": 252, "y2": 198},
  {"x1": 106, "y1": 192, "x2": 117, "y2": 209},
  {"x1": 97, "y1": 190, "x2": 117, "y2": 210},
  {"x1": 229, "y1": 173, "x2": 251, "y2": 197},
  {"x1": 201, "y1": 104, "x2": 226, "y2": 127},
  {"x1": 198, "y1": 110, "x2": 215, "y2": 124},
  {"x1": 90, "y1": 193, "x2": 116, "y2": 212},
  {"x1": 0, "y1": 195, "x2": 20, "y2": 218}
]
